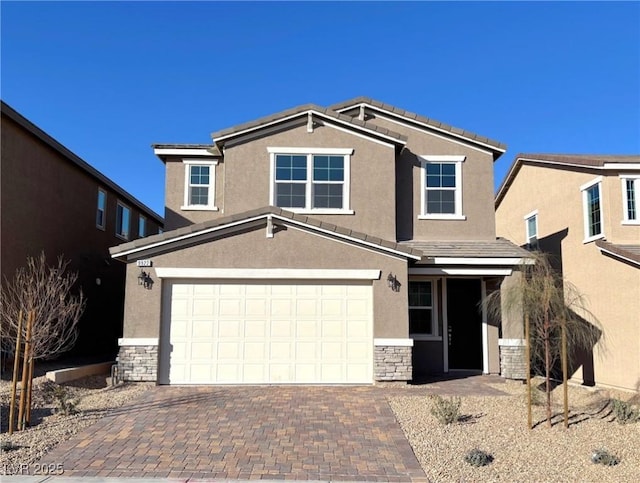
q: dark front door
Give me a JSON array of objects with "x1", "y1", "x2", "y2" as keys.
[{"x1": 447, "y1": 279, "x2": 483, "y2": 370}]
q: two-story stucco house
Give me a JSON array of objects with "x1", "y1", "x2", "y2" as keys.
[
  {"x1": 110, "y1": 97, "x2": 530, "y2": 384},
  {"x1": 496, "y1": 154, "x2": 640, "y2": 393},
  {"x1": 1, "y1": 101, "x2": 163, "y2": 359}
]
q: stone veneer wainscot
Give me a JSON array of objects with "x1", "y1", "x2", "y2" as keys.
[
  {"x1": 374, "y1": 339, "x2": 413, "y2": 381},
  {"x1": 498, "y1": 338, "x2": 527, "y2": 380},
  {"x1": 117, "y1": 339, "x2": 158, "y2": 382}
]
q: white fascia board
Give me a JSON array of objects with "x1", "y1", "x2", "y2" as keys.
[
  {"x1": 153, "y1": 148, "x2": 216, "y2": 157},
  {"x1": 374, "y1": 338, "x2": 414, "y2": 347},
  {"x1": 605, "y1": 163, "x2": 640, "y2": 170},
  {"x1": 118, "y1": 338, "x2": 159, "y2": 346},
  {"x1": 338, "y1": 105, "x2": 504, "y2": 154},
  {"x1": 272, "y1": 214, "x2": 421, "y2": 260},
  {"x1": 430, "y1": 257, "x2": 530, "y2": 265},
  {"x1": 597, "y1": 247, "x2": 640, "y2": 267},
  {"x1": 318, "y1": 121, "x2": 397, "y2": 149},
  {"x1": 409, "y1": 267, "x2": 513, "y2": 276},
  {"x1": 215, "y1": 109, "x2": 405, "y2": 146},
  {"x1": 155, "y1": 268, "x2": 381, "y2": 280}
]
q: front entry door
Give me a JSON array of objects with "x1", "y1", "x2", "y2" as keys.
[{"x1": 447, "y1": 279, "x2": 482, "y2": 370}]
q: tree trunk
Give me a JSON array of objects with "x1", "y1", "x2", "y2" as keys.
[
  {"x1": 25, "y1": 357, "x2": 35, "y2": 427},
  {"x1": 18, "y1": 311, "x2": 34, "y2": 430},
  {"x1": 8, "y1": 310, "x2": 24, "y2": 435}
]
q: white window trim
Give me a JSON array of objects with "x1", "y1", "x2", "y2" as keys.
[
  {"x1": 268, "y1": 147, "x2": 353, "y2": 214},
  {"x1": 181, "y1": 159, "x2": 219, "y2": 211},
  {"x1": 409, "y1": 278, "x2": 441, "y2": 340},
  {"x1": 96, "y1": 188, "x2": 106, "y2": 230},
  {"x1": 524, "y1": 209, "x2": 538, "y2": 244},
  {"x1": 580, "y1": 176, "x2": 605, "y2": 243},
  {"x1": 138, "y1": 214, "x2": 146, "y2": 238},
  {"x1": 418, "y1": 155, "x2": 466, "y2": 220},
  {"x1": 115, "y1": 200, "x2": 131, "y2": 241},
  {"x1": 620, "y1": 174, "x2": 640, "y2": 225}
]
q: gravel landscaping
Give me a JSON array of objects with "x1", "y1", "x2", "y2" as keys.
[
  {"x1": 1, "y1": 373, "x2": 639, "y2": 481},
  {"x1": 388, "y1": 379, "x2": 640, "y2": 482}
]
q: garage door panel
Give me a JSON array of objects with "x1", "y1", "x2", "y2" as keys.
[{"x1": 165, "y1": 280, "x2": 373, "y2": 384}]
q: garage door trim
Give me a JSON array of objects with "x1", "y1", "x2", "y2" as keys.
[{"x1": 155, "y1": 267, "x2": 381, "y2": 280}]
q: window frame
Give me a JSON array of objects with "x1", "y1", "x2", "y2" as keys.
[
  {"x1": 181, "y1": 159, "x2": 219, "y2": 211},
  {"x1": 419, "y1": 155, "x2": 466, "y2": 220},
  {"x1": 620, "y1": 174, "x2": 640, "y2": 225},
  {"x1": 580, "y1": 176, "x2": 605, "y2": 243},
  {"x1": 138, "y1": 214, "x2": 146, "y2": 238},
  {"x1": 96, "y1": 188, "x2": 107, "y2": 230},
  {"x1": 115, "y1": 201, "x2": 131, "y2": 241},
  {"x1": 524, "y1": 209, "x2": 538, "y2": 248},
  {"x1": 268, "y1": 147, "x2": 354, "y2": 214},
  {"x1": 408, "y1": 279, "x2": 440, "y2": 340}
]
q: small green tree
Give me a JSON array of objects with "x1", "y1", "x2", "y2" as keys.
[{"x1": 485, "y1": 252, "x2": 602, "y2": 428}]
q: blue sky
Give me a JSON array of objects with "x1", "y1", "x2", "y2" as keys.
[{"x1": 2, "y1": 1, "x2": 639, "y2": 217}]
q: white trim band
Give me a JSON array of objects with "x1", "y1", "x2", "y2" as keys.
[
  {"x1": 430, "y1": 257, "x2": 532, "y2": 265},
  {"x1": 374, "y1": 338, "x2": 414, "y2": 347},
  {"x1": 118, "y1": 338, "x2": 159, "y2": 346},
  {"x1": 155, "y1": 268, "x2": 382, "y2": 280},
  {"x1": 153, "y1": 148, "x2": 216, "y2": 157},
  {"x1": 499, "y1": 338, "x2": 526, "y2": 347},
  {"x1": 409, "y1": 268, "x2": 513, "y2": 276},
  {"x1": 267, "y1": 147, "x2": 354, "y2": 155}
]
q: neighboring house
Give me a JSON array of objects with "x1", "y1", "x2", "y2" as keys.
[
  {"x1": 1, "y1": 101, "x2": 163, "y2": 359},
  {"x1": 110, "y1": 97, "x2": 530, "y2": 385},
  {"x1": 495, "y1": 154, "x2": 640, "y2": 392}
]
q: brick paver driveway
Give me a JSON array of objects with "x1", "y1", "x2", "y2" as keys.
[{"x1": 39, "y1": 386, "x2": 428, "y2": 481}]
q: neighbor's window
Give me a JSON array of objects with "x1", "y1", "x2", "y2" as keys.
[
  {"x1": 409, "y1": 281, "x2": 437, "y2": 338},
  {"x1": 621, "y1": 176, "x2": 639, "y2": 224},
  {"x1": 116, "y1": 201, "x2": 131, "y2": 240},
  {"x1": 268, "y1": 147, "x2": 353, "y2": 213},
  {"x1": 138, "y1": 215, "x2": 146, "y2": 238},
  {"x1": 581, "y1": 177, "x2": 603, "y2": 242},
  {"x1": 182, "y1": 159, "x2": 218, "y2": 210},
  {"x1": 96, "y1": 188, "x2": 106, "y2": 230},
  {"x1": 419, "y1": 156, "x2": 465, "y2": 219},
  {"x1": 524, "y1": 210, "x2": 538, "y2": 249}
]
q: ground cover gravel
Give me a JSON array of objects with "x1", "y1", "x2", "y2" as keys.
[
  {"x1": 388, "y1": 379, "x2": 640, "y2": 482},
  {"x1": 0, "y1": 374, "x2": 152, "y2": 475}
]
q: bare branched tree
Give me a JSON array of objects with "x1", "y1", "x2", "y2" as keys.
[
  {"x1": 1, "y1": 252, "x2": 85, "y2": 360},
  {"x1": 484, "y1": 252, "x2": 603, "y2": 427}
]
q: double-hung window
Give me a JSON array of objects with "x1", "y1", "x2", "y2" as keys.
[
  {"x1": 581, "y1": 177, "x2": 604, "y2": 242},
  {"x1": 419, "y1": 155, "x2": 465, "y2": 219},
  {"x1": 621, "y1": 175, "x2": 640, "y2": 224},
  {"x1": 524, "y1": 210, "x2": 538, "y2": 249},
  {"x1": 268, "y1": 147, "x2": 353, "y2": 213},
  {"x1": 116, "y1": 201, "x2": 131, "y2": 240},
  {"x1": 182, "y1": 159, "x2": 218, "y2": 210},
  {"x1": 96, "y1": 188, "x2": 106, "y2": 230},
  {"x1": 409, "y1": 281, "x2": 437, "y2": 339}
]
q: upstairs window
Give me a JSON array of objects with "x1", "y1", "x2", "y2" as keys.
[
  {"x1": 116, "y1": 201, "x2": 131, "y2": 240},
  {"x1": 524, "y1": 210, "x2": 538, "y2": 249},
  {"x1": 182, "y1": 159, "x2": 218, "y2": 210},
  {"x1": 621, "y1": 176, "x2": 639, "y2": 224},
  {"x1": 581, "y1": 177, "x2": 604, "y2": 242},
  {"x1": 138, "y1": 215, "x2": 146, "y2": 238},
  {"x1": 268, "y1": 147, "x2": 353, "y2": 213},
  {"x1": 419, "y1": 156, "x2": 465, "y2": 220},
  {"x1": 409, "y1": 281, "x2": 437, "y2": 338},
  {"x1": 96, "y1": 188, "x2": 106, "y2": 230}
]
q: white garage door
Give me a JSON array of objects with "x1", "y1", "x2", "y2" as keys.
[{"x1": 161, "y1": 280, "x2": 373, "y2": 384}]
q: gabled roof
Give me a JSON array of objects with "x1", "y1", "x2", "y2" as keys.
[
  {"x1": 330, "y1": 96, "x2": 507, "y2": 156},
  {"x1": 496, "y1": 153, "x2": 640, "y2": 208},
  {"x1": 210, "y1": 103, "x2": 407, "y2": 147},
  {"x1": 110, "y1": 206, "x2": 423, "y2": 260},
  {"x1": 1, "y1": 100, "x2": 163, "y2": 224},
  {"x1": 400, "y1": 238, "x2": 532, "y2": 263},
  {"x1": 596, "y1": 240, "x2": 640, "y2": 267}
]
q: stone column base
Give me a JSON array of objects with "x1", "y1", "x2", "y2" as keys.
[
  {"x1": 374, "y1": 339, "x2": 413, "y2": 381},
  {"x1": 117, "y1": 338, "x2": 158, "y2": 382},
  {"x1": 498, "y1": 338, "x2": 527, "y2": 380}
]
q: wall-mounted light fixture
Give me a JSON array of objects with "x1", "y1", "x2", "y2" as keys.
[
  {"x1": 137, "y1": 269, "x2": 154, "y2": 290},
  {"x1": 387, "y1": 272, "x2": 401, "y2": 292}
]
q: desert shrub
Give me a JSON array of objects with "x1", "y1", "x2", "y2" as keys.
[
  {"x1": 1, "y1": 440, "x2": 20, "y2": 451},
  {"x1": 430, "y1": 395, "x2": 461, "y2": 425},
  {"x1": 464, "y1": 448, "x2": 493, "y2": 467},
  {"x1": 591, "y1": 448, "x2": 620, "y2": 466},
  {"x1": 611, "y1": 398, "x2": 640, "y2": 424},
  {"x1": 40, "y1": 380, "x2": 78, "y2": 415}
]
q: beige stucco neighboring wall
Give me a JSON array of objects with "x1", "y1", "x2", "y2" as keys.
[
  {"x1": 362, "y1": 114, "x2": 497, "y2": 241},
  {"x1": 496, "y1": 163, "x2": 640, "y2": 392},
  {"x1": 121, "y1": 224, "x2": 410, "y2": 341}
]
